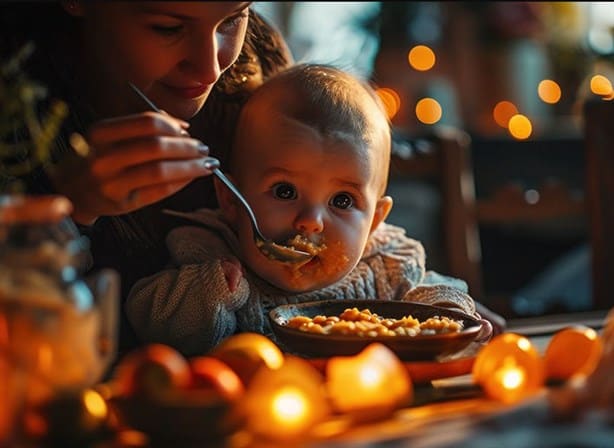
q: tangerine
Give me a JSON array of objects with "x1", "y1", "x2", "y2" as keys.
[
  {"x1": 210, "y1": 333, "x2": 284, "y2": 387},
  {"x1": 543, "y1": 325, "x2": 603, "y2": 381},
  {"x1": 112, "y1": 343, "x2": 191, "y2": 398},
  {"x1": 472, "y1": 332, "x2": 544, "y2": 403}
]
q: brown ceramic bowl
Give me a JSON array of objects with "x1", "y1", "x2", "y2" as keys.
[{"x1": 269, "y1": 299, "x2": 483, "y2": 361}]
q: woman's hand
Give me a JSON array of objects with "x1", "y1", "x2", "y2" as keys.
[{"x1": 49, "y1": 112, "x2": 219, "y2": 225}]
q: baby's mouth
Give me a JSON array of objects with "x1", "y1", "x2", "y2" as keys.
[{"x1": 285, "y1": 234, "x2": 327, "y2": 256}]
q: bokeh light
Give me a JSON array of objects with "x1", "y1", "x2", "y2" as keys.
[
  {"x1": 415, "y1": 98, "x2": 442, "y2": 125},
  {"x1": 375, "y1": 87, "x2": 401, "y2": 120},
  {"x1": 493, "y1": 100, "x2": 519, "y2": 128},
  {"x1": 537, "y1": 79, "x2": 561, "y2": 104},
  {"x1": 473, "y1": 333, "x2": 544, "y2": 404},
  {"x1": 508, "y1": 114, "x2": 532, "y2": 140},
  {"x1": 408, "y1": 45, "x2": 436, "y2": 71},
  {"x1": 590, "y1": 74, "x2": 613, "y2": 96}
]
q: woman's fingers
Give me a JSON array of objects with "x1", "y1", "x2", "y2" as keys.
[
  {"x1": 88, "y1": 111, "x2": 188, "y2": 146},
  {"x1": 90, "y1": 136, "x2": 209, "y2": 179},
  {"x1": 51, "y1": 111, "x2": 221, "y2": 224},
  {"x1": 122, "y1": 180, "x2": 195, "y2": 211},
  {"x1": 100, "y1": 157, "x2": 218, "y2": 203}
]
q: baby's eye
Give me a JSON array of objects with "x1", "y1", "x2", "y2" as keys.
[
  {"x1": 331, "y1": 193, "x2": 354, "y2": 209},
  {"x1": 272, "y1": 183, "x2": 297, "y2": 200}
]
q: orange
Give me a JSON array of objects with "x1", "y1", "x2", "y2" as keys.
[
  {"x1": 209, "y1": 333, "x2": 285, "y2": 387},
  {"x1": 543, "y1": 325, "x2": 603, "y2": 381},
  {"x1": 113, "y1": 343, "x2": 192, "y2": 398},
  {"x1": 189, "y1": 356, "x2": 245, "y2": 401},
  {"x1": 472, "y1": 333, "x2": 544, "y2": 403}
]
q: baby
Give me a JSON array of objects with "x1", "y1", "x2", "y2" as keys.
[{"x1": 125, "y1": 63, "x2": 491, "y2": 355}]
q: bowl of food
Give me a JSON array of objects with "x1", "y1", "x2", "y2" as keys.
[{"x1": 269, "y1": 300, "x2": 484, "y2": 361}]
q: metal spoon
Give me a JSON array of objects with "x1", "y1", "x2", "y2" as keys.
[{"x1": 128, "y1": 83, "x2": 313, "y2": 264}]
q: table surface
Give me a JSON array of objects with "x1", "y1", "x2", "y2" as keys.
[
  {"x1": 43, "y1": 310, "x2": 608, "y2": 448},
  {"x1": 230, "y1": 310, "x2": 613, "y2": 448}
]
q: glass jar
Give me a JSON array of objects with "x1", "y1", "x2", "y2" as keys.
[{"x1": 0, "y1": 194, "x2": 118, "y2": 444}]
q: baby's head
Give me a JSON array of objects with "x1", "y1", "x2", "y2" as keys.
[{"x1": 216, "y1": 63, "x2": 393, "y2": 292}]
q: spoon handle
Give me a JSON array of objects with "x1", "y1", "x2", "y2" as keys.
[
  {"x1": 129, "y1": 82, "x2": 162, "y2": 112},
  {"x1": 211, "y1": 168, "x2": 262, "y2": 237}
]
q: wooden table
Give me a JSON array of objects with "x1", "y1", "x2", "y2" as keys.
[
  {"x1": 38, "y1": 311, "x2": 607, "y2": 448},
  {"x1": 224, "y1": 311, "x2": 610, "y2": 448}
]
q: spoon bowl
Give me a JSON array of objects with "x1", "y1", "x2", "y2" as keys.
[{"x1": 128, "y1": 82, "x2": 313, "y2": 265}]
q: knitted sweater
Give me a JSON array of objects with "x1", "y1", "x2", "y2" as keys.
[{"x1": 125, "y1": 209, "x2": 479, "y2": 356}]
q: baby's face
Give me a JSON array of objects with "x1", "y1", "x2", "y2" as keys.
[{"x1": 224, "y1": 112, "x2": 390, "y2": 293}]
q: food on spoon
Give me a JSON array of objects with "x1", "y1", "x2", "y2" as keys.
[
  {"x1": 287, "y1": 234, "x2": 326, "y2": 256},
  {"x1": 285, "y1": 307, "x2": 464, "y2": 337}
]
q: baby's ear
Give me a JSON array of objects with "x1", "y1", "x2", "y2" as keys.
[
  {"x1": 370, "y1": 195, "x2": 393, "y2": 233},
  {"x1": 214, "y1": 175, "x2": 239, "y2": 222}
]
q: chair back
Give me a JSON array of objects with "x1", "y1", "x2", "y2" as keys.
[
  {"x1": 584, "y1": 98, "x2": 614, "y2": 311},
  {"x1": 388, "y1": 126, "x2": 588, "y2": 313}
]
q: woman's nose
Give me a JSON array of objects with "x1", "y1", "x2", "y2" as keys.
[
  {"x1": 294, "y1": 208, "x2": 325, "y2": 234},
  {"x1": 181, "y1": 31, "x2": 221, "y2": 85}
]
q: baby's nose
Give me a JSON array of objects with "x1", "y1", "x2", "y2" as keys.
[{"x1": 294, "y1": 208, "x2": 324, "y2": 234}]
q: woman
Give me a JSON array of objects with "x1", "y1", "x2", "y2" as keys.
[{"x1": 0, "y1": 1, "x2": 293, "y2": 352}]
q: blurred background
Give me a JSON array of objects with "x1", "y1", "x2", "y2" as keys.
[{"x1": 253, "y1": 1, "x2": 614, "y2": 320}]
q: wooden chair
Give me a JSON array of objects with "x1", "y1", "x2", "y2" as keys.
[
  {"x1": 583, "y1": 98, "x2": 614, "y2": 312},
  {"x1": 388, "y1": 126, "x2": 589, "y2": 315},
  {"x1": 388, "y1": 125, "x2": 482, "y2": 299}
]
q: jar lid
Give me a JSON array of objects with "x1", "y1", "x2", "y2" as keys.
[{"x1": 0, "y1": 194, "x2": 73, "y2": 224}]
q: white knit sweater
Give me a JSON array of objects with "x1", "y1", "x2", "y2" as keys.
[{"x1": 125, "y1": 209, "x2": 478, "y2": 356}]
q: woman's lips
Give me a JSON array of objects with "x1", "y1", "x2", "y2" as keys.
[{"x1": 164, "y1": 84, "x2": 209, "y2": 99}]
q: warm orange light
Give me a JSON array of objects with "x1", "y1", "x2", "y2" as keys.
[
  {"x1": 82, "y1": 389, "x2": 108, "y2": 420},
  {"x1": 493, "y1": 100, "x2": 518, "y2": 128},
  {"x1": 242, "y1": 356, "x2": 329, "y2": 440},
  {"x1": 271, "y1": 386, "x2": 309, "y2": 424},
  {"x1": 408, "y1": 45, "x2": 436, "y2": 71},
  {"x1": 326, "y1": 343, "x2": 412, "y2": 416},
  {"x1": 544, "y1": 326, "x2": 604, "y2": 381},
  {"x1": 473, "y1": 333, "x2": 544, "y2": 404},
  {"x1": 537, "y1": 79, "x2": 561, "y2": 104},
  {"x1": 375, "y1": 87, "x2": 401, "y2": 120},
  {"x1": 508, "y1": 114, "x2": 532, "y2": 140},
  {"x1": 590, "y1": 75, "x2": 613, "y2": 96},
  {"x1": 482, "y1": 357, "x2": 530, "y2": 404},
  {"x1": 415, "y1": 98, "x2": 442, "y2": 125}
]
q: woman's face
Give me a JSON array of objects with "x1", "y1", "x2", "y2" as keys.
[
  {"x1": 222, "y1": 112, "x2": 392, "y2": 293},
  {"x1": 75, "y1": 2, "x2": 250, "y2": 119}
]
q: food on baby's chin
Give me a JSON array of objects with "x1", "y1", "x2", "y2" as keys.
[
  {"x1": 285, "y1": 307, "x2": 464, "y2": 337},
  {"x1": 287, "y1": 234, "x2": 326, "y2": 256},
  {"x1": 289, "y1": 240, "x2": 349, "y2": 285}
]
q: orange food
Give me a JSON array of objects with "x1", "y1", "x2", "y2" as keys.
[
  {"x1": 189, "y1": 356, "x2": 245, "y2": 401},
  {"x1": 543, "y1": 325, "x2": 603, "y2": 381},
  {"x1": 286, "y1": 307, "x2": 463, "y2": 337},
  {"x1": 112, "y1": 343, "x2": 191, "y2": 398},
  {"x1": 209, "y1": 333, "x2": 284, "y2": 387},
  {"x1": 287, "y1": 234, "x2": 326, "y2": 256}
]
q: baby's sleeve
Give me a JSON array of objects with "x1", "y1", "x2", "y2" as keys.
[
  {"x1": 401, "y1": 284, "x2": 477, "y2": 318},
  {"x1": 124, "y1": 226, "x2": 249, "y2": 356}
]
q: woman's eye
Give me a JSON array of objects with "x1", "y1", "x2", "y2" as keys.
[
  {"x1": 219, "y1": 10, "x2": 249, "y2": 33},
  {"x1": 151, "y1": 24, "x2": 184, "y2": 36},
  {"x1": 272, "y1": 183, "x2": 297, "y2": 200},
  {"x1": 331, "y1": 193, "x2": 354, "y2": 209}
]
